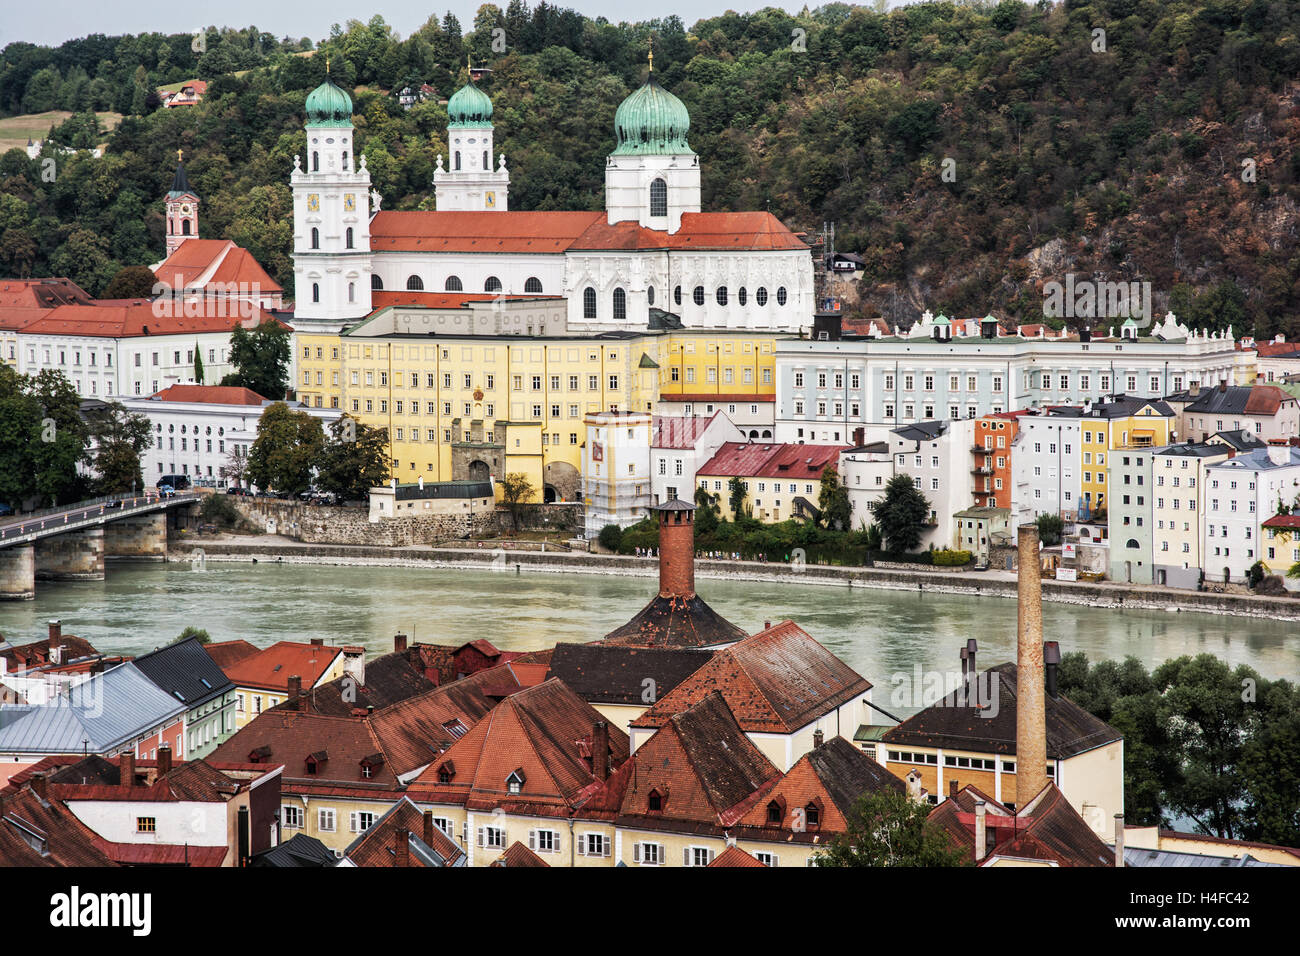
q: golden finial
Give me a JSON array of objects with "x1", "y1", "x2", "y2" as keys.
[
  {"x1": 648, "y1": 35, "x2": 654, "y2": 73},
  {"x1": 326, "y1": 57, "x2": 331, "y2": 75},
  {"x1": 177, "y1": 148, "x2": 183, "y2": 163}
]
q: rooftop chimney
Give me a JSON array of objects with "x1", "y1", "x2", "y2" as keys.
[
  {"x1": 48, "y1": 619, "x2": 61, "y2": 644},
  {"x1": 394, "y1": 828, "x2": 410, "y2": 867},
  {"x1": 960, "y1": 646, "x2": 969, "y2": 705},
  {"x1": 1218, "y1": 380, "x2": 1227, "y2": 392},
  {"x1": 656, "y1": 502, "x2": 696, "y2": 599},
  {"x1": 1016, "y1": 525, "x2": 1048, "y2": 803},
  {"x1": 813, "y1": 728, "x2": 825, "y2": 749},
  {"x1": 29, "y1": 772, "x2": 48, "y2": 802},
  {"x1": 974, "y1": 800, "x2": 988, "y2": 863},
  {"x1": 949, "y1": 778, "x2": 959, "y2": 800},
  {"x1": 120, "y1": 752, "x2": 135, "y2": 788},
  {"x1": 1044, "y1": 641, "x2": 1061, "y2": 699},
  {"x1": 157, "y1": 743, "x2": 172, "y2": 776},
  {"x1": 1114, "y1": 813, "x2": 1125, "y2": 867},
  {"x1": 394, "y1": 632, "x2": 408, "y2": 654},
  {"x1": 592, "y1": 720, "x2": 610, "y2": 781},
  {"x1": 286, "y1": 674, "x2": 302, "y2": 710},
  {"x1": 423, "y1": 810, "x2": 436, "y2": 849},
  {"x1": 310, "y1": 638, "x2": 323, "y2": 646},
  {"x1": 967, "y1": 638, "x2": 978, "y2": 705}
]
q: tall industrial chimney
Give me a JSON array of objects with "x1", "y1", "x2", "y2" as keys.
[
  {"x1": 1016, "y1": 524, "x2": 1048, "y2": 804},
  {"x1": 656, "y1": 501, "x2": 696, "y2": 599}
]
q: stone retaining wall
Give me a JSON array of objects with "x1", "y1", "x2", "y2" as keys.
[{"x1": 229, "y1": 498, "x2": 501, "y2": 546}]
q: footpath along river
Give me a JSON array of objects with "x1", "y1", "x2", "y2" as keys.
[{"x1": 0, "y1": 560, "x2": 1295, "y2": 717}]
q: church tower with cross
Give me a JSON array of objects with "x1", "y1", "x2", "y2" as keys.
[
  {"x1": 433, "y1": 64, "x2": 510, "y2": 211},
  {"x1": 604, "y1": 40, "x2": 700, "y2": 234},
  {"x1": 164, "y1": 150, "x2": 200, "y2": 256},
  {"x1": 290, "y1": 68, "x2": 374, "y2": 331}
]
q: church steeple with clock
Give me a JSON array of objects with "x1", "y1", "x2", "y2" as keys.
[
  {"x1": 433, "y1": 71, "x2": 509, "y2": 211},
  {"x1": 164, "y1": 151, "x2": 200, "y2": 256},
  {"x1": 291, "y1": 71, "x2": 373, "y2": 331}
]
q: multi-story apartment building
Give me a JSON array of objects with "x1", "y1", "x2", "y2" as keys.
[
  {"x1": 886, "y1": 418, "x2": 975, "y2": 549},
  {"x1": 1165, "y1": 382, "x2": 1300, "y2": 444},
  {"x1": 1075, "y1": 397, "x2": 1175, "y2": 521},
  {"x1": 650, "y1": 413, "x2": 744, "y2": 506},
  {"x1": 1107, "y1": 448, "x2": 1158, "y2": 584},
  {"x1": 971, "y1": 412, "x2": 1024, "y2": 509},
  {"x1": 582, "y1": 410, "x2": 653, "y2": 538},
  {"x1": 775, "y1": 313, "x2": 1249, "y2": 441},
  {"x1": 1150, "y1": 443, "x2": 1231, "y2": 588},
  {"x1": 1204, "y1": 445, "x2": 1300, "y2": 584},
  {"x1": 695, "y1": 442, "x2": 844, "y2": 523},
  {"x1": 838, "y1": 441, "x2": 895, "y2": 522},
  {"x1": 1261, "y1": 513, "x2": 1300, "y2": 592},
  {"x1": 1010, "y1": 410, "x2": 1081, "y2": 526}
]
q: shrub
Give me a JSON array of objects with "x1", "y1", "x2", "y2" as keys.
[
  {"x1": 200, "y1": 493, "x2": 242, "y2": 528},
  {"x1": 932, "y1": 549, "x2": 974, "y2": 566},
  {"x1": 597, "y1": 523, "x2": 624, "y2": 552}
]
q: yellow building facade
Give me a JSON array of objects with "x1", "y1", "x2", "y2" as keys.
[{"x1": 1077, "y1": 402, "x2": 1176, "y2": 514}]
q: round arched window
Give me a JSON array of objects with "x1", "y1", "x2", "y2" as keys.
[
  {"x1": 371, "y1": 274, "x2": 383, "y2": 290},
  {"x1": 613, "y1": 288, "x2": 627, "y2": 320},
  {"x1": 777, "y1": 286, "x2": 788, "y2": 306},
  {"x1": 406, "y1": 275, "x2": 424, "y2": 291},
  {"x1": 716, "y1": 287, "x2": 728, "y2": 306},
  {"x1": 583, "y1": 287, "x2": 597, "y2": 319},
  {"x1": 524, "y1": 277, "x2": 543, "y2": 294},
  {"x1": 484, "y1": 276, "x2": 502, "y2": 293},
  {"x1": 310, "y1": 228, "x2": 319, "y2": 249},
  {"x1": 674, "y1": 286, "x2": 682, "y2": 306},
  {"x1": 738, "y1": 287, "x2": 747, "y2": 306},
  {"x1": 692, "y1": 286, "x2": 705, "y2": 306},
  {"x1": 444, "y1": 276, "x2": 462, "y2": 291},
  {"x1": 647, "y1": 286, "x2": 655, "y2": 306},
  {"x1": 756, "y1": 287, "x2": 768, "y2": 306}
]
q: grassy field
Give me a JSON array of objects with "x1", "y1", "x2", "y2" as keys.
[{"x1": 0, "y1": 110, "x2": 123, "y2": 153}]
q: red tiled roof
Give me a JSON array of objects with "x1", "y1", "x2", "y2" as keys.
[
  {"x1": 221, "y1": 641, "x2": 343, "y2": 692},
  {"x1": 0, "y1": 785, "x2": 118, "y2": 867},
  {"x1": 345, "y1": 797, "x2": 465, "y2": 867},
  {"x1": 1244, "y1": 385, "x2": 1295, "y2": 415},
  {"x1": 92, "y1": 841, "x2": 227, "y2": 866},
  {"x1": 208, "y1": 711, "x2": 400, "y2": 788},
  {"x1": 0, "y1": 633, "x2": 100, "y2": 673},
  {"x1": 370, "y1": 291, "x2": 562, "y2": 309},
  {"x1": 492, "y1": 841, "x2": 550, "y2": 867},
  {"x1": 18, "y1": 300, "x2": 281, "y2": 338},
  {"x1": 697, "y1": 441, "x2": 782, "y2": 477},
  {"x1": 708, "y1": 844, "x2": 766, "y2": 867},
  {"x1": 203, "y1": 640, "x2": 261, "y2": 669},
  {"x1": 368, "y1": 210, "x2": 808, "y2": 254},
  {"x1": 755, "y1": 444, "x2": 847, "y2": 481},
  {"x1": 1255, "y1": 342, "x2": 1300, "y2": 358},
  {"x1": 630, "y1": 621, "x2": 871, "y2": 734},
  {"x1": 150, "y1": 384, "x2": 269, "y2": 405},
  {"x1": 652, "y1": 413, "x2": 720, "y2": 449},
  {"x1": 984, "y1": 783, "x2": 1115, "y2": 867},
  {"x1": 1262, "y1": 514, "x2": 1300, "y2": 529},
  {"x1": 154, "y1": 239, "x2": 282, "y2": 294},
  {"x1": 0, "y1": 278, "x2": 95, "y2": 310}
]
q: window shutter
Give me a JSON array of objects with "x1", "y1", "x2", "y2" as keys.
[
  {"x1": 707, "y1": 848, "x2": 716, "y2": 864},
  {"x1": 528, "y1": 830, "x2": 536, "y2": 850},
  {"x1": 683, "y1": 846, "x2": 691, "y2": 867},
  {"x1": 461, "y1": 822, "x2": 468, "y2": 845},
  {"x1": 658, "y1": 843, "x2": 666, "y2": 864},
  {"x1": 603, "y1": 838, "x2": 611, "y2": 858},
  {"x1": 476, "y1": 827, "x2": 484, "y2": 847},
  {"x1": 349, "y1": 812, "x2": 358, "y2": 833},
  {"x1": 577, "y1": 834, "x2": 586, "y2": 856},
  {"x1": 633, "y1": 842, "x2": 641, "y2": 863},
  {"x1": 770, "y1": 853, "x2": 779, "y2": 867}
]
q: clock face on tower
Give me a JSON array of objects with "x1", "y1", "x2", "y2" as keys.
[
  {"x1": 307, "y1": 194, "x2": 320, "y2": 212},
  {"x1": 344, "y1": 193, "x2": 356, "y2": 212},
  {"x1": 485, "y1": 191, "x2": 496, "y2": 208}
]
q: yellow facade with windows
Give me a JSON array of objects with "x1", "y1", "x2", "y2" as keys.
[
  {"x1": 1078, "y1": 407, "x2": 1174, "y2": 515},
  {"x1": 291, "y1": 311, "x2": 781, "y2": 502}
]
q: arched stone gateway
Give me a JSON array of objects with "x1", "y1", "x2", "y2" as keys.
[
  {"x1": 544, "y1": 461, "x2": 581, "y2": 502},
  {"x1": 544, "y1": 485, "x2": 558, "y2": 504},
  {"x1": 468, "y1": 460, "x2": 490, "y2": 482}
]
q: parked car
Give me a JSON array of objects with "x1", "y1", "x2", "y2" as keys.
[
  {"x1": 157, "y1": 474, "x2": 191, "y2": 491},
  {"x1": 105, "y1": 499, "x2": 123, "y2": 509},
  {"x1": 158, "y1": 484, "x2": 176, "y2": 498},
  {"x1": 226, "y1": 486, "x2": 251, "y2": 496}
]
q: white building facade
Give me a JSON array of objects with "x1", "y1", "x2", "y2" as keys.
[
  {"x1": 1204, "y1": 446, "x2": 1300, "y2": 584},
  {"x1": 650, "y1": 412, "x2": 745, "y2": 506}
]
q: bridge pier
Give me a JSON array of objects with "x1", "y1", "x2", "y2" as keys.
[
  {"x1": 104, "y1": 512, "x2": 167, "y2": 560},
  {"x1": 35, "y1": 527, "x2": 105, "y2": 581},
  {"x1": 0, "y1": 544, "x2": 36, "y2": 600}
]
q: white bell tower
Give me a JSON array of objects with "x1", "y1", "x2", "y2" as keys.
[{"x1": 434, "y1": 75, "x2": 509, "y2": 211}]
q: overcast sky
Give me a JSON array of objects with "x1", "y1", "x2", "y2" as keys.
[{"x1": 3, "y1": 1, "x2": 892, "y2": 49}]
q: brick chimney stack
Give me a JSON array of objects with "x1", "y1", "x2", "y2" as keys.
[
  {"x1": 48, "y1": 619, "x2": 61, "y2": 644},
  {"x1": 157, "y1": 744, "x2": 173, "y2": 776},
  {"x1": 1016, "y1": 524, "x2": 1048, "y2": 804},
  {"x1": 120, "y1": 752, "x2": 135, "y2": 788},
  {"x1": 656, "y1": 501, "x2": 695, "y2": 599},
  {"x1": 812, "y1": 728, "x2": 824, "y2": 749},
  {"x1": 591, "y1": 720, "x2": 609, "y2": 781},
  {"x1": 394, "y1": 632, "x2": 408, "y2": 654},
  {"x1": 423, "y1": 810, "x2": 436, "y2": 849},
  {"x1": 394, "y1": 828, "x2": 410, "y2": 867},
  {"x1": 29, "y1": 773, "x2": 48, "y2": 802},
  {"x1": 286, "y1": 674, "x2": 302, "y2": 710}
]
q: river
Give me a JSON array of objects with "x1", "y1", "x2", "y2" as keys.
[{"x1": 0, "y1": 560, "x2": 1295, "y2": 717}]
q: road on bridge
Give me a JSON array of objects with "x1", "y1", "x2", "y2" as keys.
[{"x1": 0, "y1": 492, "x2": 202, "y2": 543}]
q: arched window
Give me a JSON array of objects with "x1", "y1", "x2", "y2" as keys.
[
  {"x1": 484, "y1": 276, "x2": 502, "y2": 293},
  {"x1": 648, "y1": 789, "x2": 663, "y2": 812},
  {"x1": 524, "y1": 277, "x2": 543, "y2": 294},
  {"x1": 761, "y1": 429, "x2": 772, "y2": 438},
  {"x1": 345, "y1": 227, "x2": 353, "y2": 249},
  {"x1": 182, "y1": 220, "x2": 191, "y2": 236},
  {"x1": 445, "y1": 275, "x2": 462, "y2": 291},
  {"x1": 311, "y1": 151, "x2": 319, "y2": 171},
  {"x1": 167, "y1": 220, "x2": 172, "y2": 235},
  {"x1": 692, "y1": 286, "x2": 705, "y2": 306},
  {"x1": 738, "y1": 287, "x2": 747, "y2": 306},
  {"x1": 777, "y1": 286, "x2": 788, "y2": 306},
  {"x1": 342, "y1": 151, "x2": 348, "y2": 170},
  {"x1": 482, "y1": 150, "x2": 488, "y2": 170},
  {"x1": 716, "y1": 287, "x2": 728, "y2": 306},
  {"x1": 310, "y1": 227, "x2": 319, "y2": 249},
  {"x1": 583, "y1": 287, "x2": 597, "y2": 319},
  {"x1": 613, "y1": 288, "x2": 627, "y2": 320},
  {"x1": 311, "y1": 283, "x2": 320, "y2": 303},
  {"x1": 673, "y1": 286, "x2": 682, "y2": 306},
  {"x1": 407, "y1": 275, "x2": 424, "y2": 291},
  {"x1": 649, "y1": 178, "x2": 667, "y2": 217},
  {"x1": 805, "y1": 802, "x2": 821, "y2": 828},
  {"x1": 756, "y1": 287, "x2": 768, "y2": 306},
  {"x1": 371, "y1": 274, "x2": 383, "y2": 290},
  {"x1": 454, "y1": 151, "x2": 461, "y2": 171},
  {"x1": 1126, "y1": 538, "x2": 1140, "y2": 549},
  {"x1": 766, "y1": 801, "x2": 782, "y2": 825},
  {"x1": 647, "y1": 286, "x2": 655, "y2": 306},
  {"x1": 348, "y1": 282, "x2": 355, "y2": 303}
]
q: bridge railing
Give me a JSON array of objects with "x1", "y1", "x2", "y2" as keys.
[{"x1": 0, "y1": 491, "x2": 201, "y2": 540}]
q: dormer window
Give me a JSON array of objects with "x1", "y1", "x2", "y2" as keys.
[
  {"x1": 361, "y1": 764, "x2": 371, "y2": 778},
  {"x1": 506, "y1": 768, "x2": 526, "y2": 795},
  {"x1": 804, "y1": 802, "x2": 821, "y2": 828},
  {"x1": 648, "y1": 789, "x2": 664, "y2": 812},
  {"x1": 437, "y1": 760, "x2": 455, "y2": 784},
  {"x1": 766, "y1": 800, "x2": 782, "y2": 825}
]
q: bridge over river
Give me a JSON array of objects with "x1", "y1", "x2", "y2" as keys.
[{"x1": 0, "y1": 492, "x2": 201, "y2": 600}]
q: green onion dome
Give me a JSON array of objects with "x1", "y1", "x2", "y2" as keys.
[
  {"x1": 611, "y1": 76, "x2": 692, "y2": 155},
  {"x1": 305, "y1": 77, "x2": 354, "y2": 127},
  {"x1": 447, "y1": 80, "x2": 493, "y2": 128}
]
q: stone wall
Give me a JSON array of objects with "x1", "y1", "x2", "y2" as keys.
[
  {"x1": 104, "y1": 512, "x2": 167, "y2": 559},
  {"x1": 229, "y1": 498, "x2": 501, "y2": 546},
  {"x1": 0, "y1": 544, "x2": 35, "y2": 600},
  {"x1": 35, "y1": 527, "x2": 104, "y2": 580}
]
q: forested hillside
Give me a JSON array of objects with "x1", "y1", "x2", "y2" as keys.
[{"x1": 1, "y1": 0, "x2": 1298, "y2": 337}]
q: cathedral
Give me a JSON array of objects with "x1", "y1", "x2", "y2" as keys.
[{"x1": 289, "y1": 67, "x2": 813, "y2": 335}]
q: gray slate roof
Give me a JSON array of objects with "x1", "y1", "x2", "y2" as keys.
[
  {"x1": 1122, "y1": 847, "x2": 1284, "y2": 867},
  {"x1": 0, "y1": 662, "x2": 185, "y2": 755},
  {"x1": 132, "y1": 637, "x2": 234, "y2": 709}
]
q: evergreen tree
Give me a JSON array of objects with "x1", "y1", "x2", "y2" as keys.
[
  {"x1": 869, "y1": 474, "x2": 931, "y2": 553},
  {"x1": 817, "y1": 464, "x2": 852, "y2": 531},
  {"x1": 193, "y1": 339, "x2": 204, "y2": 384}
]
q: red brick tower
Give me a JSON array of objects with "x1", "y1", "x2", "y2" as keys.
[{"x1": 657, "y1": 499, "x2": 695, "y2": 599}]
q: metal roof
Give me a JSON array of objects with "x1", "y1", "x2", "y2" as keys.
[
  {"x1": 0, "y1": 662, "x2": 185, "y2": 754},
  {"x1": 1122, "y1": 847, "x2": 1284, "y2": 867},
  {"x1": 391, "y1": 480, "x2": 492, "y2": 501},
  {"x1": 132, "y1": 637, "x2": 234, "y2": 708}
]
